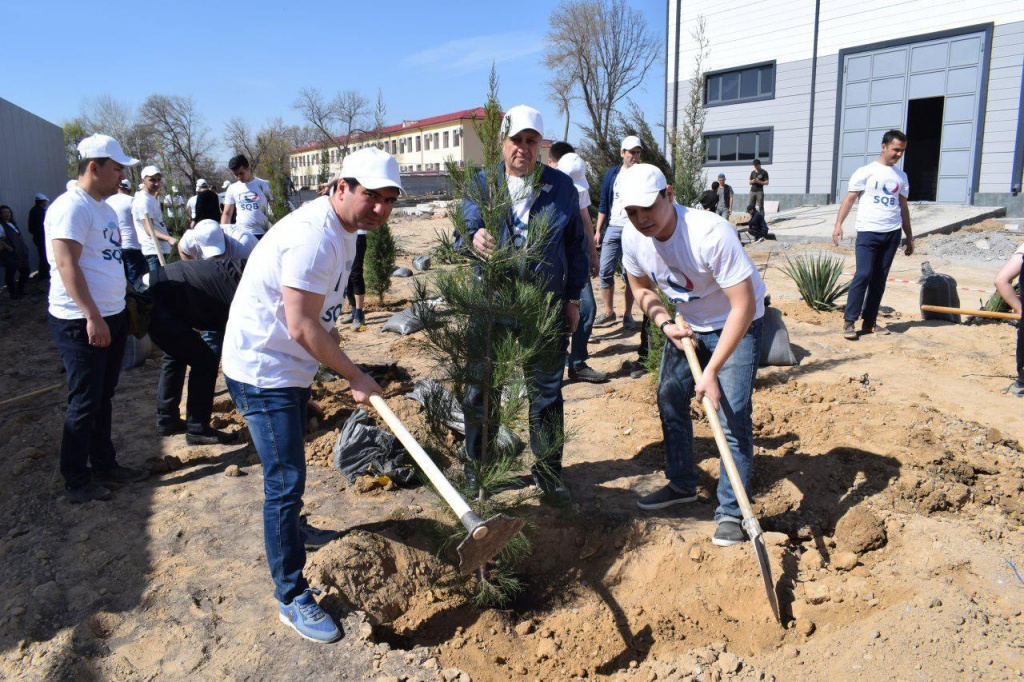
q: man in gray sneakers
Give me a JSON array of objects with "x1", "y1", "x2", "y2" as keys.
[{"x1": 594, "y1": 135, "x2": 643, "y2": 329}]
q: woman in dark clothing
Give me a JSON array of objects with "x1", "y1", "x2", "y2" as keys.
[
  {"x1": 0, "y1": 205, "x2": 31, "y2": 298},
  {"x1": 193, "y1": 189, "x2": 221, "y2": 224}
]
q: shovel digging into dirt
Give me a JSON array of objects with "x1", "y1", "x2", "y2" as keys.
[
  {"x1": 675, "y1": 314, "x2": 782, "y2": 624},
  {"x1": 368, "y1": 394, "x2": 525, "y2": 576}
]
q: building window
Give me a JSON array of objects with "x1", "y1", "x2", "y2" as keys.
[
  {"x1": 443, "y1": 131, "x2": 449, "y2": 148},
  {"x1": 704, "y1": 128, "x2": 773, "y2": 165},
  {"x1": 434, "y1": 132, "x2": 440, "y2": 148},
  {"x1": 705, "y1": 62, "x2": 775, "y2": 106},
  {"x1": 453, "y1": 129, "x2": 460, "y2": 147},
  {"x1": 416, "y1": 136, "x2": 421, "y2": 151}
]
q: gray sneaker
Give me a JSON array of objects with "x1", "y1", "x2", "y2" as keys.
[
  {"x1": 636, "y1": 483, "x2": 698, "y2": 511},
  {"x1": 861, "y1": 323, "x2": 890, "y2": 335},
  {"x1": 843, "y1": 322, "x2": 858, "y2": 340},
  {"x1": 712, "y1": 518, "x2": 745, "y2": 547},
  {"x1": 622, "y1": 314, "x2": 638, "y2": 330},
  {"x1": 1007, "y1": 381, "x2": 1024, "y2": 398},
  {"x1": 593, "y1": 311, "x2": 617, "y2": 327}
]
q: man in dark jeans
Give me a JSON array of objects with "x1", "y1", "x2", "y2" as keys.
[
  {"x1": 144, "y1": 258, "x2": 244, "y2": 444},
  {"x1": 29, "y1": 193, "x2": 48, "y2": 283},
  {"x1": 749, "y1": 160, "x2": 769, "y2": 214},
  {"x1": 45, "y1": 134, "x2": 147, "y2": 504}
]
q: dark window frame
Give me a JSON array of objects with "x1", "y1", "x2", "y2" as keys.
[
  {"x1": 704, "y1": 61, "x2": 777, "y2": 107},
  {"x1": 703, "y1": 127, "x2": 774, "y2": 166}
]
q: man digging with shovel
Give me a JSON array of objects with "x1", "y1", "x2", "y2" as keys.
[{"x1": 620, "y1": 164, "x2": 766, "y2": 548}]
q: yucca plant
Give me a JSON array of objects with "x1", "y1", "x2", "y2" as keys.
[
  {"x1": 781, "y1": 252, "x2": 851, "y2": 311},
  {"x1": 431, "y1": 227, "x2": 466, "y2": 265}
]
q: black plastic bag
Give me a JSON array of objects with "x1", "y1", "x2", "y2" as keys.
[
  {"x1": 412, "y1": 255, "x2": 432, "y2": 272},
  {"x1": 759, "y1": 307, "x2": 797, "y2": 366},
  {"x1": 393, "y1": 267, "x2": 414, "y2": 277},
  {"x1": 332, "y1": 409, "x2": 417, "y2": 485}
]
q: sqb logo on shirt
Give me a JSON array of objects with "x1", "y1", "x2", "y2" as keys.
[
  {"x1": 239, "y1": 191, "x2": 261, "y2": 212},
  {"x1": 872, "y1": 179, "x2": 900, "y2": 207},
  {"x1": 102, "y1": 223, "x2": 122, "y2": 263},
  {"x1": 321, "y1": 302, "x2": 345, "y2": 323}
]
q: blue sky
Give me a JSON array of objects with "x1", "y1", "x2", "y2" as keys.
[{"x1": 4, "y1": 0, "x2": 666, "y2": 163}]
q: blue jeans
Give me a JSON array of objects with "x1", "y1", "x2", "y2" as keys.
[
  {"x1": 657, "y1": 318, "x2": 762, "y2": 521},
  {"x1": 122, "y1": 248, "x2": 148, "y2": 286},
  {"x1": 145, "y1": 254, "x2": 162, "y2": 273},
  {"x1": 48, "y1": 311, "x2": 128, "y2": 489},
  {"x1": 598, "y1": 226, "x2": 625, "y2": 289},
  {"x1": 844, "y1": 229, "x2": 902, "y2": 328},
  {"x1": 226, "y1": 377, "x2": 311, "y2": 603},
  {"x1": 568, "y1": 279, "x2": 596, "y2": 368}
]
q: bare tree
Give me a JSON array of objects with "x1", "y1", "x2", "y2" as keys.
[
  {"x1": 138, "y1": 94, "x2": 215, "y2": 187},
  {"x1": 669, "y1": 15, "x2": 710, "y2": 209},
  {"x1": 80, "y1": 95, "x2": 159, "y2": 185},
  {"x1": 544, "y1": 0, "x2": 660, "y2": 154},
  {"x1": 371, "y1": 89, "x2": 388, "y2": 143},
  {"x1": 293, "y1": 87, "x2": 338, "y2": 146},
  {"x1": 546, "y1": 70, "x2": 577, "y2": 142},
  {"x1": 334, "y1": 90, "x2": 370, "y2": 160}
]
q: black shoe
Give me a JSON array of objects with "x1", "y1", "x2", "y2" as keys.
[
  {"x1": 842, "y1": 322, "x2": 858, "y2": 340},
  {"x1": 185, "y1": 427, "x2": 239, "y2": 445},
  {"x1": 712, "y1": 518, "x2": 746, "y2": 547},
  {"x1": 1007, "y1": 382, "x2": 1024, "y2": 398},
  {"x1": 68, "y1": 482, "x2": 111, "y2": 504},
  {"x1": 300, "y1": 517, "x2": 341, "y2": 550},
  {"x1": 531, "y1": 468, "x2": 572, "y2": 504},
  {"x1": 636, "y1": 483, "x2": 698, "y2": 511},
  {"x1": 158, "y1": 418, "x2": 187, "y2": 436},
  {"x1": 568, "y1": 363, "x2": 607, "y2": 383},
  {"x1": 92, "y1": 465, "x2": 148, "y2": 485}
]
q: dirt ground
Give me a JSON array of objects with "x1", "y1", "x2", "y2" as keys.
[{"x1": 1, "y1": 213, "x2": 1023, "y2": 681}]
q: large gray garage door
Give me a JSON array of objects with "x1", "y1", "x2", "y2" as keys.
[{"x1": 836, "y1": 31, "x2": 986, "y2": 203}]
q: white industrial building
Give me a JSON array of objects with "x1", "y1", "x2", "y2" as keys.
[{"x1": 665, "y1": 1, "x2": 1024, "y2": 215}]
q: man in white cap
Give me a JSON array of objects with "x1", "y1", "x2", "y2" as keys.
[
  {"x1": 620, "y1": 163, "x2": 765, "y2": 548},
  {"x1": 45, "y1": 134, "x2": 148, "y2": 503},
  {"x1": 462, "y1": 105, "x2": 588, "y2": 504},
  {"x1": 187, "y1": 179, "x2": 209, "y2": 226},
  {"x1": 221, "y1": 154, "x2": 273, "y2": 238},
  {"x1": 221, "y1": 147, "x2": 402, "y2": 643},
  {"x1": 132, "y1": 165, "x2": 176, "y2": 272},
  {"x1": 178, "y1": 219, "x2": 257, "y2": 261},
  {"x1": 106, "y1": 179, "x2": 147, "y2": 284},
  {"x1": 29, "y1": 193, "x2": 49, "y2": 283},
  {"x1": 594, "y1": 135, "x2": 643, "y2": 329},
  {"x1": 547, "y1": 141, "x2": 604, "y2": 383}
]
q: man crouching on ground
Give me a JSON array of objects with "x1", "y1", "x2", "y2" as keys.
[
  {"x1": 222, "y1": 148, "x2": 401, "y2": 642},
  {"x1": 620, "y1": 164, "x2": 766, "y2": 547}
]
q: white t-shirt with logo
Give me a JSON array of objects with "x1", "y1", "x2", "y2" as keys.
[
  {"x1": 222, "y1": 196, "x2": 357, "y2": 389},
  {"x1": 224, "y1": 177, "x2": 273, "y2": 236},
  {"x1": 105, "y1": 193, "x2": 139, "y2": 250},
  {"x1": 45, "y1": 186, "x2": 126, "y2": 320},
  {"x1": 505, "y1": 174, "x2": 537, "y2": 249},
  {"x1": 131, "y1": 192, "x2": 171, "y2": 256},
  {"x1": 848, "y1": 161, "x2": 910, "y2": 233},
  {"x1": 609, "y1": 171, "x2": 629, "y2": 227},
  {"x1": 178, "y1": 224, "x2": 258, "y2": 260},
  {"x1": 622, "y1": 204, "x2": 765, "y2": 332}
]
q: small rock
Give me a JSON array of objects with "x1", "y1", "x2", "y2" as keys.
[
  {"x1": 832, "y1": 551, "x2": 859, "y2": 571},
  {"x1": 604, "y1": 386, "x2": 615, "y2": 394},
  {"x1": 689, "y1": 544, "x2": 704, "y2": 563},
  {"x1": 514, "y1": 620, "x2": 535, "y2": 636},
  {"x1": 535, "y1": 639, "x2": 558, "y2": 661},
  {"x1": 392, "y1": 267, "x2": 414, "y2": 277},
  {"x1": 929, "y1": 598, "x2": 943, "y2": 608},
  {"x1": 423, "y1": 657, "x2": 440, "y2": 670},
  {"x1": 799, "y1": 548, "x2": 825, "y2": 572},
  {"x1": 539, "y1": 628, "x2": 554, "y2": 639},
  {"x1": 795, "y1": 619, "x2": 816, "y2": 636},
  {"x1": 804, "y1": 582, "x2": 831, "y2": 605},
  {"x1": 21, "y1": 447, "x2": 44, "y2": 460},
  {"x1": 146, "y1": 457, "x2": 170, "y2": 474},
  {"x1": 10, "y1": 606, "x2": 25, "y2": 617},
  {"x1": 441, "y1": 669, "x2": 462, "y2": 682},
  {"x1": 764, "y1": 532, "x2": 789, "y2": 548},
  {"x1": 223, "y1": 465, "x2": 243, "y2": 478},
  {"x1": 163, "y1": 455, "x2": 183, "y2": 471},
  {"x1": 871, "y1": 630, "x2": 881, "y2": 639},
  {"x1": 834, "y1": 506, "x2": 886, "y2": 554},
  {"x1": 718, "y1": 652, "x2": 741, "y2": 674},
  {"x1": 782, "y1": 644, "x2": 799, "y2": 659}
]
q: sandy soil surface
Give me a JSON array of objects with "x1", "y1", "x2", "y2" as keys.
[{"x1": 1, "y1": 213, "x2": 1022, "y2": 681}]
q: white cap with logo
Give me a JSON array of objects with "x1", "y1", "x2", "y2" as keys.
[
  {"x1": 117, "y1": 179, "x2": 131, "y2": 191},
  {"x1": 196, "y1": 179, "x2": 210, "y2": 189},
  {"x1": 222, "y1": 180, "x2": 231, "y2": 189},
  {"x1": 620, "y1": 135, "x2": 643, "y2": 151},
  {"x1": 556, "y1": 153, "x2": 589, "y2": 193},
  {"x1": 340, "y1": 147, "x2": 404, "y2": 193},
  {"x1": 192, "y1": 219, "x2": 226, "y2": 258},
  {"x1": 618, "y1": 164, "x2": 668, "y2": 209},
  {"x1": 77, "y1": 134, "x2": 140, "y2": 166},
  {"x1": 501, "y1": 105, "x2": 544, "y2": 138},
  {"x1": 141, "y1": 165, "x2": 161, "y2": 179}
]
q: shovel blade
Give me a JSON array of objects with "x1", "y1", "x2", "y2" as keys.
[
  {"x1": 456, "y1": 514, "x2": 525, "y2": 576},
  {"x1": 749, "y1": 533, "x2": 782, "y2": 624}
]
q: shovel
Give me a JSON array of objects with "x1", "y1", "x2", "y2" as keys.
[
  {"x1": 921, "y1": 304, "x2": 1021, "y2": 321},
  {"x1": 675, "y1": 314, "x2": 782, "y2": 623},
  {"x1": 369, "y1": 394, "x2": 524, "y2": 576}
]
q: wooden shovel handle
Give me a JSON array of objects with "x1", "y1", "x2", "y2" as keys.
[
  {"x1": 675, "y1": 314, "x2": 756, "y2": 522},
  {"x1": 921, "y1": 304, "x2": 1021, "y2": 321}
]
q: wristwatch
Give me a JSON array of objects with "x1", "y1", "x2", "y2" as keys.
[
  {"x1": 659, "y1": 319, "x2": 673, "y2": 333},
  {"x1": 568, "y1": 299, "x2": 582, "y2": 308}
]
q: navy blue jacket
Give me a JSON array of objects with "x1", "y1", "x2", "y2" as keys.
[
  {"x1": 458, "y1": 162, "x2": 587, "y2": 301},
  {"x1": 597, "y1": 164, "x2": 622, "y2": 218}
]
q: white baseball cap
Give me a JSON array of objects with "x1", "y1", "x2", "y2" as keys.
[
  {"x1": 618, "y1": 164, "x2": 668, "y2": 209},
  {"x1": 191, "y1": 220, "x2": 226, "y2": 258},
  {"x1": 35, "y1": 193, "x2": 48, "y2": 201},
  {"x1": 222, "y1": 180, "x2": 231, "y2": 189},
  {"x1": 501, "y1": 105, "x2": 544, "y2": 138},
  {"x1": 340, "y1": 147, "x2": 404, "y2": 193},
  {"x1": 117, "y1": 179, "x2": 131, "y2": 190},
  {"x1": 196, "y1": 179, "x2": 210, "y2": 189},
  {"x1": 141, "y1": 165, "x2": 162, "y2": 179},
  {"x1": 76, "y1": 134, "x2": 140, "y2": 166},
  {"x1": 556, "y1": 153, "x2": 589, "y2": 193},
  {"x1": 620, "y1": 135, "x2": 643, "y2": 151}
]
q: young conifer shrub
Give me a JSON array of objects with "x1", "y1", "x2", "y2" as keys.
[{"x1": 364, "y1": 222, "x2": 397, "y2": 306}]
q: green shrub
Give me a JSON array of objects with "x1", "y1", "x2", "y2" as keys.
[
  {"x1": 364, "y1": 222, "x2": 397, "y2": 305},
  {"x1": 782, "y1": 252, "x2": 851, "y2": 311}
]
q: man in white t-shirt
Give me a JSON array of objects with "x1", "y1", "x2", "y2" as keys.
[
  {"x1": 106, "y1": 179, "x2": 147, "y2": 284},
  {"x1": 132, "y1": 165, "x2": 176, "y2": 272},
  {"x1": 833, "y1": 129, "x2": 914, "y2": 340},
  {"x1": 594, "y1": 136, "x2": 643, "y2": 328},
  {"x1": 187, "y1": 179, "x2": 209, "y2": 227},
  {"x1": 620, "y1": 164, "x2": 765, "y2": 548},
  {"x1": 178, "y1": 219, "x2": 257, "y2": 261},
  {"x1": 222, "y1": 148, "x2": 401, "y2": 643},
  {"x1": 46, "y1": 134, "x2": 148, "y2": 504},
  {"x1": 221, "y1": 154, "x2": 273, "y2": 238},
  {"x1": 994, "y1": 243, "x2": 1024, "y2": 397}
]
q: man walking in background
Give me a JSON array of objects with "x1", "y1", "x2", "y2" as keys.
[
  {"x1": 107, "y1": 179, "x2": 147, "y2": 285},
  {"x1": 29, "y1": 193, "x2": 48, "y2": 284},
  {"x1": 748, "y1": 159, "x2": 769, "y2": 215},
  {"x1": 832, "y1": 129, "x2": 914, "y2": 340},
  {"x1": 594, "y1": 135, "x2": 643, "y2": 329},
  {"x1": 221, "y1": 155, "x2": 273, "y2": 239},
  {"x1": 716, "y1": 173, "x2": 733, "y2": 220}
]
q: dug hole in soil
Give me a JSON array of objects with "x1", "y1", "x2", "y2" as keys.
[{"x1": 1, "y1": 215, "x2": 1023, "y2": 680}]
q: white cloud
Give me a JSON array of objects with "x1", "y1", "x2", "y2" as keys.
[{"x1": 401, "y1": 31, "x2": 545, "y2": 74}]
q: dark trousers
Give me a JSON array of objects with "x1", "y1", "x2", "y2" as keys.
[
  {"x1": 33, "y1": 235, "x2": 48, "y2": 280},
  {"x1": 844, "y1": 229, "x2": 902, "y2": 328},
  {"x1": 149, "y1": 305, "x2": 220, "y2": 432},
  {"x1": 122, "y1": 248, "x2": 148, "y2": 286},
  {"x1": 145, "y1": 254, "x2": 163, "y2": 273},
  {"x1": 345, "y1": 233, "x2": 367, "y2": 307},
  {"x1": 48, "y1": 311, "x2": 128, "y2": 489},
  {"x1": 2, "y1": 253, "x2": 29, "y2": 296}
]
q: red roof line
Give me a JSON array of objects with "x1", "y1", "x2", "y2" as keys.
[{"x1": 292, "y1": 107, "x2": 488, "y2": 153}]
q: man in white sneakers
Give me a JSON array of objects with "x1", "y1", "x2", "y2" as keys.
[
  {"x1": 46, "y1": 134, "x2": 147, "y2": 503},
  {"x1": 222, "y1": 147, "x2": 401, "y2": 643},
  {"x1": 221, "y1": 154, "x2": 273, "y2": 239},
  {"x1": 178, "y1": 219, "x2": 257, "y2": 261},
  {"x1": 833, "y1": 129, "x2": 914, "y2": 340},
  {"x1": 132, "y1": 165, "x2": 176, "y2": 271},
  {"x1": 620, "y1": 164, "x2": 765, "y2": 548}
]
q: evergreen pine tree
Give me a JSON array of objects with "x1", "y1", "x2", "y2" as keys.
[{"x1": 364, "y1": 222, "x2": 396, "y2": 306}]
